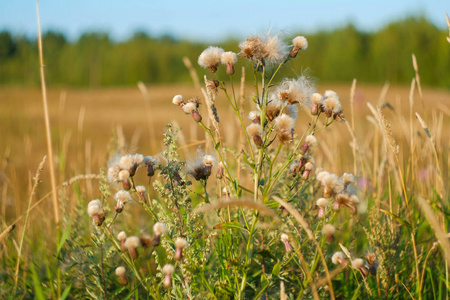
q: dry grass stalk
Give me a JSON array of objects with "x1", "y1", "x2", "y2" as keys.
[
  {"x1": 315, "y1": 264, "x2": 347, "y2": 288},
  {"x1": 349, "y1": 79, "x2": 357, "y2": 175},
  {"x1": 61, "y1": 174, "x2": 102, "y2": 187},
  {"x1": 182, "y1": 56, "x2": 201, "y2": 90},
  {"x1": 36, "y1": 0, "x2": 59, "y2": 229},
  {"x1": 411, "y1": 54, "x2": 423, "y2": 101},
  {"x1": 446, "y1": 13, "x2": 450, "y2": 43}
]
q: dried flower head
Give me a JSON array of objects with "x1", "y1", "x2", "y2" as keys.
[
  {"x1": 284, "y1": 104, "x2": 298, "y2": 121},
  {"x1": 115, "y1": 190, "x2": 132, "y2": 213},
  {"x1": 162, "y1": 264, "x2": 175, "y2": 288},
  {"x1": 300, "y1": 134, "x2": 317, "y2": 154},
  {"x1": 276, "y1": 76, "x2": 315, "y2": 106},
  {"x1": 248, "y1": 111, "x2": 261, "y2": 124},
  {"x1": 275, "y1": 114, "x2": 295, "y2": 144},
  {"x1": 261, "y1": 34, "x2": 288, "y2": 65},
  {"x1": 221, "y1": 51, "x2": 238, "y2": 75},
  {"x1": 117, "y1": 231, "x2": 127, "y2": 241},
  {"x1": 115, "y1": 266, "x2": 128, "y2": 285},
  {"x1": 332, "y1": 251, "x2": 346, "y2": 265},
  {"x1": 266, "y1": 94, "x2": 283, "y2": 121},
  {"x1": 153, "y1": 222, "x2": 168, "y2": 237},
  {"x1": 290, "y1": 36, "x2": 308, "y2": 57},
  {"x1": 246, "y1": 123, "x2": 264, "y2": 148},
  {"x1": 172, "y1": 94, "x2": 184, "y2": 106},
  {"x1": 87, "y1": 200, "x2": 105, "y2": 226},
  {"x1": 198, "y1": 46, "x2": 224, "y2": 72},
  {"x1": 280, "y1": 233, "x2": 293, "y2": 252},
  {"x1": 239, "y1": 35, "x2": 264, "y2": 59},
  {"x1": 124, "y1": 236, "x2": 140, "y2": 259},
  {"x1": 205, "y1": 78, "x2": 220, "y2": 96},
  {"x1": 323, "y1": 90, "x2": 341, "y2": 118},
  {"x1": 143, "y1": 155, "x2": 158, "y2": 177},
  {"x1": 174, "y1": 238, "x2": 188, "y2": 261},
  {"x1": 352, "y1": 258, "x2": 365, "y2": 270}
]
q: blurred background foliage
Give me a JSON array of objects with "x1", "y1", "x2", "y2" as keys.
[{"x1": 0, "y1": 16, "x2": 449, "y2": 88}]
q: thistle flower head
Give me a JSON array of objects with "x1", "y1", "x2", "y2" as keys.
[
  {"x1": 332, "y1": 251, "x2": 346, "y2": 265},
  {"x1": 135, "y1": 185, "x2": 146, "y2": 194},
  {"x1": 198, "y1": 46, "x2": 224, "y2": 72},
  {"x1": 280, "y1": 233, "x2": 293, "y2": 252},
  {"x1": 305, "y1": 135, "x2": 318, "y2": 147},
  {"x1": 352, "y1": 258, "x2": 364, "y2": 269},
  {"x1": 162, "y1": 264, "x2": 175, "y2": 288},
  {"x1": 172, "y1": 94, "x2": 184, "y2": 105},
  {"x1": 280, "y1": 233, "x2": 290, "y2": 243},
  {"x1": 261, "y1": 34, "x2": 288, "y2": 65},
  {"x1": 182, "y1": 102, "x2": 198, "y2": 114},
  {"x1": 115, "y1": 266, "x2": 126, "y2": 277},
  {"x1": 246, "y1": 123, "x2": 263, "y2": 137},
  {"x1": 316, "y1": 170, "x2": 329, "y2": 182},
  {"x1": 311, "y1": 93, "x2": 323, "y2": 104},
  {"x1": 143, "y1": 155, "x2": 158, "y2": 166},
  {"x1": 323, "y1": 90, "x2": 341, "y2": 117},
  {"x1": 342, "y1": 173, "x2": 355, "y2": 185},
  {"x1": 119, "y1": 155, "x2": 134, "y2": 171},
  {"x1": 117, "y1": 231, "x2": 127, "y2": 241},
  {"x1": 322, "y1": 224, "x2": 336, "y2": 236},
  {"x1": 87, "y1": 203, "x2": 101, "y2": 216},
  {"x1": 266, "y1": 94, "x2": 283, "y2": 121},
  {"x1": 115, "y1": 190, "x2": 132, "y2": 204},
  {"x1": 304, "y1": 162, "x2": 314, "y2": 171},
  {"x1": 248, "y1": 111, "x2": 261, "y2": 123},
  {"x1": 275, "y1": 114, "x2": 295, "y2": 144},
  {"x1": 276, "y1": 76, "x2": 315, "y2": 106},
  {"x1": 124, "y1": 236, "x2": 140, "y2": 250},
  {"x1": 203, "y1": 155, "x2": 216, "y2": 167},
  {"x1": 221, "y1": 51, "x2": 237, "y2": 65},
  {"x1": 175, "y1": 238, "x2": 188, "y2": 249},
  {"x1": 118, "y1": 170, "x2": 130, "y2": 181},
  {"x1": 153, "y1": 222, "x2": 168, "y2": 237},
  {"x1": 239, "y1": 35, "x2": 264, "y2": 59},
  {"x1": 316, "y1": 198, "x2": 328, "y2": 208},
  {"x1": 107, "y1": 163, "x2": 121, "y2": 183},
  {"x1": 290, "y1": 36, "x2": 308, "y2": 58}
]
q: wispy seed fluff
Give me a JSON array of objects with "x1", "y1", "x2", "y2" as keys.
[
  {"x1": 221, "y1": 51, "x2": 238, "y2": 75},
  {"x1": 276, "y1": 76, "x2": 315, "y2": 106},
  {"x1": 322, "y1": 224, "x2": 336, "y2": 242},
  {"x1": 261, "y1": 34, "x2": 288, "y2": 65},
  {"x1": 352, "y1": 258, "x2": 365, "y2": 270},
  {"x1": 87, "y1": 199, "x2": 105, "y2": 226},
  {"x1": 172, "y1": 94, "x2": 184, "y2": 106},
  {"x1": 290, "y1": 36, "x2": 308, "y2": 58},
  {"x1": 115, "y1": 190, "x2": 132, "y2": 213},
  {"x1": 198, "y1": 46, "x2": 224, "y2": 73},
  {"x1": 153, "y1": 222, "x2": 168, "y2": 237},
  {"x1": 275, "y1": 114, "x2": 295, "y2": 144},
  {"x1": 300, "y1": 134, "x2": 317, "y2": 154},
  {"x1": 332, "y1": 251, "x2": 346, "y2": 265},
  {"x1": 323, "y1": 90, "x2": 341, "y2": 118},
  {"x1": 310, "y1": 92, "x2": 324, "y2": 115},
  {"x1": 246, "y1": 123, "x2": 264, "y2": 148},
  {"x1": 248, "y1": 111, "x2": 261, "y2": 124},
  {"x1": 239, "y1": 35, "x2": 264, "y2": 59},
  {"x1": 124, "y1": 236, "x2": 140, "y2": 259}
]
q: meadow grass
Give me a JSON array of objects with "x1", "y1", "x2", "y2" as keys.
[{"x1": 0, "y1": 30, "x2": 449, "y2": 300}]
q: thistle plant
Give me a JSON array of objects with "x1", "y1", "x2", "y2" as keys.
[{"x1": 85, "y1": 32, "x2": 378, "y2": 299}]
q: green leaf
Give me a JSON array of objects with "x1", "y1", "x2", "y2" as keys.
[
  {"x1": 215, "y1": 142, "x2": 220, "y2": 150},
  {"x1": 57, "y1": 226, "x2": 70, "y2": 257},
  {"x1": 213, "y1": 221, "x2": 249, "y2": 233},
  {"x1": 30, "y1": 264, "x2": 45, "y2": 300},
  {"x1": 272, "y1": 262, "x2": 281, "y2": 277},
  {"x1": 60, "y1": 283, "x2": 72, "y2": 300},
  {"x1": 242, "y1": 151, "x2": 255, "y2": 169},
  {"x1": 379, "y1": 209, "x2": 412, "y2": 229},
  {"x1": 260, "y1": 273, "x2": 268, "y2": 286}
]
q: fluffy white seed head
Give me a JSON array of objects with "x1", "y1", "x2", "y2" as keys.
[
  {"x1": 119, "y1": 155, "x2": 134, "y2": 170},
  {"x1": 107, "y1": 164, "x2": 121, "y2": 183},
  {"x1": 221, "y1": 51, "x2": 237, "y2": 65},
  {"x1": 117, "y1": 231, "x2": 127, "y2": 241},
  {"x1": 332, "y1": 251, "x2": 346, "y2": 264},
  {"x1": 135, "y1": 185, "x2": 146, "y2": 194},
  {"x1": 153, "y1": 222, "x2": 168, "y2": 236},
  {"x1": 280, "y1": 233, "x2": 290, "y2": 243},
  {"x1": 350, "y1": 195, "x2": 360, "y2": 205},
  {"x1": 293, "y1": 36, "x2": 308, "y2": 50},
  {"x1": 304, "y1": 162, "x2": 314, "y2": 171},
  {"x1": 87, "y1": 204, "x2": 101, "y2": 216},
  {"x1": 316, "y1": 171, "x2": 329, "y2": 182},
  {"x1": 175, "y1": 238, "x2": 188, "y2": 249},
  {"x1": 342, "y1": 173, "x2": 355, "y2": 185},
  {"x1": 276, "y1": 76, "x2": 315, "y2": 106},
  {"x1": 275, "y1": 114, "x2": 295, "y2": 132},
  {"x1": 162, "y1": 264, "x2": 175, "y2": 275},
  {"x1": 133, "y1": 154, "x2": 144, "y2": 165},
  {"x1": 115, "y1": 190, "x2": 132, "y2": 204},
  {"x1": 324, "y1": 97, "x2": 341, "y2": 114},
  {"x1": 352, "y1": 258, "x2": 364, "y2": 269},
  {"x1": 118, "y1": 170, "x2": 130, "y2": 181},
  {"x1": 305, "y1": 135, "x2": 317, "y2": 146},
  {"x1": 198, "y1": 46, "x2": 224, "y2": 71},
  {"x1": 182, "y1": 102, "x2": 197, "y2": 114},
  {"x1": 322, "y1": 173, "x2": 339, "y2": 187},
  {"x1": 115, "y1": 266, "x2": 126, "y2": 276},
  {"x1": 262, "y1": 34, "x2": 288, "y2": 65},
  {"x1": 143, "y1": 155, "x2": 158, "y2": 165},
  {"x1": 311, "y1": 93, "x2": 324, "y2": 104},
  {"x1": 322, "y1": 224, "x2": 336, "y2": 235},
  {"x1": 124, "y1": 236, "x2": 140, "y2": 249},
  {"x1": 172, "y1": 94, "x2": 184, "y2": 105},
  {"x1": 316, "y1": 198, "x2": 328, "y2": 208},
  {"x1": 248, "y1": 111, "x2": 261, "y2": 122},
  {"x1": 88, "y1": 199, "x2": 102, "y2": 208},
  {"x1": 246, "y1": 123, "x2": 263, "y2": 137},
  {"x1": 203, "y1": 155, "x2": 216, "y2": 166}
]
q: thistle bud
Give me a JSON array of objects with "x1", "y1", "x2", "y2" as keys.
[
  {"x1": 174, "y1": 238, "x2": 188, "y2": 261},
  {"x1": 162, "y1": 264, "x2": 175, "y2": 288},
  {"x1": 316, "y1": 198, "x2": 328, "y2": 219},
  {"x1": 322, "y1": 224, "x2": 335, "y2": 242},
  {"x1": 280, "y1": 233, "x2": 293, "y2": 252},
  {"x1": 117, "y1": 231, "x2": 127, "y2": 251},
  {"x1": 124, "y1": 236, "x2": 140, "y2": 259},
  {"x1": 331, "y1": 251, "x2": 346, "y2": 265},
  {"x1": 115, "y1": 266, "x2": 128, "y2": 285}
]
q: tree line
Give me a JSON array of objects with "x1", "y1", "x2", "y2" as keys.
[{"x1": 0, "y1": 17, "x2": 449, "y2": 88}]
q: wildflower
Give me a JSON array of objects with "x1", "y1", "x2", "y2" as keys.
[
  {"x1": 117, "y1": 231, "x2": 127, "y2": 251},
  {"x1": 341, "y1": 173, "x2": 355, "y2": 187},
  {"x1": 290, "y1": 36, "x2": 308, "y2": 58},
  {"x1": 300, "y1": 135, "x2": 318, "y2": 154},
  {"x1": 198, "y1": 46, "x2": 224, "y2": 73},
  {"x1": 261, "y1": 34, "x2": 288, "y2": 65},
  {"x1": 152, "y1": 222, "x2": 168, "y2": 246},
  {"x1": 107, "y1": 163, "x2": 121, "y2": 184},
  {"x1": 322, "y1": 224, "x2": 335, "y2": 242},
  {"x1": 119, "y1": 154, "x2": 143, "y2": 177},
  {"x1": 276, "y1": 76, "x2": 315, "y2": 106},
  {"x1": 323, "y1": 90, "x2": 341, "y2": 118},
  {"x1": 280, "y1": 233, "x2": 293, "y2": 252},
  {"x1": 239, "y1": 35, "x2": 264, "y2": 59},
  {"x1": 87, "y1": 199, "x2": 105, "y2": 226},
  {"x1": 174, "y1": 238, "x2": 188, "y2": 261},
  {"x1": 135, "y1": 185, "x2": 146, "y2": 202},
  {"x1": 143, "y1": 155, "x2": 158, "y2": 177},
  {"x1": 162, "y1": 264, "x2": 175, "y2": 288},
  {"x1": 310, "y1": 92, "x2": 323, "y2": 115},
  {"x1": 115, "y1": 190, "x2": 132, "y2": 213},
  {"x1": 182, "y1": 98, "x2": 202, "y2": 123},
  {"x1": 266, "y1": 93, "x2": 283, "y2": 121},
  {"x1": 365, "y1": 252, "x2": 378, "y2": 275},
  {"x1": 124, "y1": 236, "x2": 140, "y2": 259},
  {"x1": 302, "y1": 161, "x2": 314, "y2": 179},
  {"x1": 246, "y1": 123, "x2": 264, "y2": 148},
  {"x1": 316, "y1": 198, "x2": 328, "y2": 218},
  {"x1": 331, "y1": 251, "x2": 346, "y2": 265},
  {"x1": 352, "y1": 258, "x2": 368, "y2": 275},
  {"x1": 205, "y1": 78, "x2": 220, "y2": 96},
  {"x1": 187, "y1": 154, "x2": 216, "y2": 181},
  {"x1": 275, "y1": 114, "x2": 295, "y2": 144},
  {"x1": 248, "y1": 111, "x2": 261, "y2": 124},
  {"x1": 320, "y1": 173, "x2": 342, "y2": 198},
  {"x1": 172, "y1": 94, "x2": 184, "y2": 106},
  {"x1": 221, "y1": 51, "x2": 238, "y2": 75},
  {"x1": 139, "y1": 234, "x2": 153, "y2": 248},
  {"x1": 115, "y1": 266, "x2": 128, "y2": 285}
]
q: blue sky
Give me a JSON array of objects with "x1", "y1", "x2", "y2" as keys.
[{"x1": 1, "y1": 0, "x2": 449, "y2": 42}]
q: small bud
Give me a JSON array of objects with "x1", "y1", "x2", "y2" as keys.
[
  {"x1": 280, "y1": 233, "x2": 293, "y2": 252},
  {"x1": 322, "y1": 224, "x2": 335, "y2": 242},
  {"x1": 162, "y1": 264, "x2": 175, "y2": 288},
  {"x1": 115, "y1": 266, "x2": 128, "y2": 285},
  {"x1": 191, "y1": 110, "x2": 202, "y2": 123},
  {"x1": 124, "y1": 236, "x2": 140, "y2": 259},
  {"x1": 174, "y1": 238, "x2": 188, "y2": 261}
]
